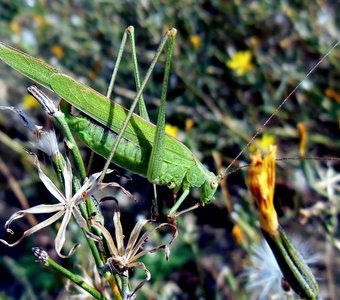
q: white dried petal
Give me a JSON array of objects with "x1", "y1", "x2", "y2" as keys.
[{"x1": 36, "y1": 130, "x2": 60, "y2": 157}]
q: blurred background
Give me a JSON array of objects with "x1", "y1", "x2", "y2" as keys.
[{"x1": 0, "y1": 0, "x2": 339, "y2": 299}]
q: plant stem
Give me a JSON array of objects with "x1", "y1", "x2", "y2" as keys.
[{"x1": 32, "y1": 247, "x2": 107, "y2": 300}]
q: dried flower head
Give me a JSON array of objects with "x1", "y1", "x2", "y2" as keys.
[
  {"x1": 1, "y1": 156, "x2": 132, "y2": 258},
  {"x1": 90, "y1": 211, "x2": 177, "y2": 298},
  {"x1": 36, "y1": 130, "x2": 60, "y2": 157},
  {"x1": 247, "y1": 145, "x2": 278, "y2": 234},
  {"x1": 243, "y1": 239, "x2": 284, "y2": 300},
  {"x1": 244, "y1": 236, "x2": 320, "y2": 300},
  {"x1": 314, "y1": 162, "x2": 340, "y2": 202},
  {"x1": 0, "y1": 105, "x2": 41, "y2": 135},
  {"x1": 299, "y1": 162, "x2": 339, "y2": 223}
]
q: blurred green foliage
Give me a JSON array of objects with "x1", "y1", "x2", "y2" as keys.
[{"x1": 0, "y1": 0, "x2": 339, "y2": 299}]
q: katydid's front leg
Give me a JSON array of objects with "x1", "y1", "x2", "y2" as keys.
[{"x1": 144, "y1": 29, "x2": 191, "y2": 218}]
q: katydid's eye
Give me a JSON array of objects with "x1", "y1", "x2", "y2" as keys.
[{"x1": 210, "y1": 180, "x2": 218, "y2": 189}]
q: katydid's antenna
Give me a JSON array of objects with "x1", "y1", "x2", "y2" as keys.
[
  {"x1": 222, "y1": 157, "x2": 340, "y2": 179},
  {"x1": 218, "y1": 40, "x2": 340, "y2": 180}
]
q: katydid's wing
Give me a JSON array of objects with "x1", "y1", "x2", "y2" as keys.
[
  {"x1": 0, "y1": 43, "x2": 57, "y2": 89},
  {"x1": 0, "y1": 42, "x2": 195, "y2": 168},
  {"x1": 51, "y1": 73, "x2": 195, "y2": 168}
]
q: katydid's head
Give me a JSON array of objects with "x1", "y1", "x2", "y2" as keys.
[{"x1": 200, "y1": 172, "x2": 219, "y2": 205}]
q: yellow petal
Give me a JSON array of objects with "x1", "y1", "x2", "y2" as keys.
[
  {"x1": 51, "y1": 45, "x2": 64, "y2": 59},
  {"x1": 189, "y1": 35, "x2": 201, "y2": 50},
  {"x1": 226, "y1": 50, "x2": 254, "y2": 76},
  {"x1": 185, "y1": 119, "x2": 194, "y2": 133},
  {"x1": 325, "y1": 88, "x2": 340, "y2": 104},
  {"x1": 297, "y1": 122, "x2": 307, "y2": 158},
  {"x1": 247, "y1": 145, "x2": 278, "y2": 233},
  {"x1": 22, "y1": 94, "x2": 40, "y2": 110},
  {"x1": 10, "y1": 22, "x2": 21, "y2": 34},
  {"x1": 165, "y1": 124, "x2": 179, "y2": 138},
  {"x1": 232, "y1": 224, "x2": 246, "y2": 246},
  {"x1": 249, "y1": 133, "x2": 276, "y2": 153}
]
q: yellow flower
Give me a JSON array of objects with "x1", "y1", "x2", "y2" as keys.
[
  {"x1": 189, "y1": 35, "x2": 201, "y2": 50},
  {"x1": 247, "y1": 145, "x2": 278, "y2": 234},
  {"x1": 10, "y1": 22, "x2": 21, "y2": 34},
  {"x1": 226, "y1": 50, "x2": 254, "y2": 76},
  {"x1": 325, "y1": 88, "x2": 340, "y2": 104},
  {"x1": 185, "y1": 118, "x2": 194, "y2": 133},
  {"x1": 250, "y1": 36, "x2": 260, "y2": 48},
  {"x1": 249, "y1": 133, "x2": 276, "y2": 153},
  {"x1": 22, "y1": 94, "x2": 40, "y2": 110},
  {"x1": 165, "y1": 124, "x2": 179, "y2": 138},
  {"x1": 33, "y1": 14, "x2": 44, "y2": 28},
  {"x1": 232, "y1": 224, "x2": 246, "y2": 246},
  {"x1": 51, "y1": 45, "x2": 64, "y2": 59},
  {"x1": 297, "y1": 122, "x2": 307, "y2": 158}
]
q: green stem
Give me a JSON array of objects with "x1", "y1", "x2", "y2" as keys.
[
  {"x1": 72, "y1": 176, "x2": 104, "y2": 269},
  {"x1": 32, "y1": 247, "x2": 107, "y2": 300},
  {"x1": 49, "y1": 114, "x2": 97, "y2": 227},
  {"x1": 105, "y1": 272, "x2": 123, "y2": 300},
  {"x1": 50, "y1": 152, "x2": 66, "y2": 188},
  {"x1": 47, "y1": 144, "x2": 104, "y2": 269},
  {"x1": 28, "y1": 87, "x2": 106, "y2": 270},
  {"x1": 121, "y1": 270, "x2": 130, "y2": 300},
  {"x1": 262, "y1": 227, "x2": 318, "y2": 300},
  {"x1": 53, "y1": 111, "x2": 87, "y2": 180}
]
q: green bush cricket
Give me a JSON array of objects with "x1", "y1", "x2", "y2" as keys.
[
  {"x1": 0, "y1": 28, "x2": 219, "y2": 219},
  {"x1": 0, "y1": 28, "x2": 338, "y2": 219},
  {"x1": 0, "y1": 27, "x2": 338, "y2": 299}
]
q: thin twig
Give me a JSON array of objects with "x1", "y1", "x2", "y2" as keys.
[{"x1": 0, "y1": 158, "x2": 38, "y2": 227}]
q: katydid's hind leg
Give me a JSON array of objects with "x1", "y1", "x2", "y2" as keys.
[
  {"x1": 126, "y1": 26, "x2": 163, "y2": 219},
  {"x1": 126, "y1": 26, "x2": 149, "y2": 121},
  {"x1": 146, "y1": 28, "x2": 177, "y2": 183},
  {"x1": 100, "y1": 28, "x2": 175, "y2": 182},
  {"x1": 106, "y1": 28, "x2": 128, "y2": 99},
  {"x1": 142, "y1": 29, "x2": 194, "y2": 219},
  {"x1": 150, "y1": 184, "x2": 159, "y2": 221},
  {"x1": 87, "y1": 28, "x2": 128, "y2": 174}
]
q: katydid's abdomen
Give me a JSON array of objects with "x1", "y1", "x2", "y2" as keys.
[
  {"x1": 63, "y1": 106, "x2": 187, "y2": 181},
  {"x1": 70, "y1": 111, "x2": 150, "y2": 176}
]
